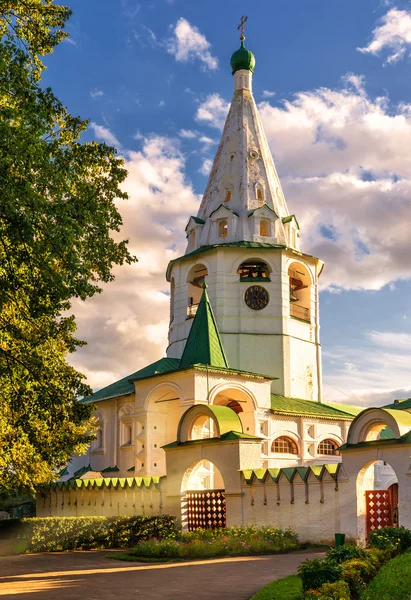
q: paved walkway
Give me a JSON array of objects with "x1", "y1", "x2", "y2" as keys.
[{"x1": 0, "y1": 549, "x2": 325, "y2": 599}]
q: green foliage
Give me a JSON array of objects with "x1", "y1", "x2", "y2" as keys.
[
  {"x1": 341, "y1": 558, "x2": 377, "y2": 598},
  {"x1": 368, "y1": 526, "x2": 411, "y2": 555},
  {"x1": 362, "y1": 549, "x2": 411, "y2": 600},
  {"x1": 366, "y1": 547, "x2": 392, "y2": 569},
  {"x1": 298, "y1": 558, "x2": 342, "y2": 591},
  {"x1": 326, "y1": 543, "x2": 366, "y2": 564},
  {"x1": 10, "y1": 515, "x2": 177, "y2": 552},
  {"x1": 0, "y1": 2, "x2": 136, "y2": 495},
  {"x1": 302, "y1": 580, "x2": 351, "y2": 600},
  {"x1": 130, "y1": 526, "x2": 299, "y2": 559},
  {"x1": 250, "y1": 575, "x2": 302, "y2": 600}
]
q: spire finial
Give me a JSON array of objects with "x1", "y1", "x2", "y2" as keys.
[
  {"x1": 201, "y1": 281, "x2": 208, "y2": 290},
  {"x1": 237, "y1": 15, "x2": 248, "y2": 42}
]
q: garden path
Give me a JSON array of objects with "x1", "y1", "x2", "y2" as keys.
[{"x1": 0, "y1": 548, "x2": 325, "y2": 599}]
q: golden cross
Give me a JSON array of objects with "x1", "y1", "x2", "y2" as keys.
[{"x1": 237, "y1": 15, "x2": 248, "y2": 41}]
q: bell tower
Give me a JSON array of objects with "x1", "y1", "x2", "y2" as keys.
[{"x1": 166, "y1": 23, "x2": 324, "y2": 402}]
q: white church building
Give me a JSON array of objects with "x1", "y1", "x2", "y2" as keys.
[{"x1": 38, "y1": 32, "x2": 411, "y2": 545}]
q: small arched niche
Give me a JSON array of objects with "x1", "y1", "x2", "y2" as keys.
[
  {"x1": 186, "y1": 264, "x2": 208, "y2": 318},
  {"x1": 237, "y1": 259, "x2": 271, "y2": 282},
  {"x1": 288, "y1": 261, "x2": 311, "y2": 322}
]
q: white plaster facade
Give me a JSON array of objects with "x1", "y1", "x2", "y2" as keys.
[{"x1": 42, "y1": 38, "x2": 411, "y2": 547}]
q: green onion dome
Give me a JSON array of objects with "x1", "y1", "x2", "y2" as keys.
[{"x1": 230, "y1": 41, "x2": 255, "y2": 74}]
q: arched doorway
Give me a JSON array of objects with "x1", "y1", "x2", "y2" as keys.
[
  {"x1": 181, "y1": 460, "x2": 226, "y2": 531},
  {"x1": 357, "y1": 460, "x2": 399, "y2": 542}
]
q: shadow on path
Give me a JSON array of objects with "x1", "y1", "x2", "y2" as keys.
[{"x1": 0, "y1": 549, "x2": 325, "y2": 600}]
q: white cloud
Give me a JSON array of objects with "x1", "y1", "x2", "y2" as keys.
[
  {"x1": 199, "y1": 158, "x2": 212, "y2": 175},
  {"x1": 158, "y1": 100, "x2": 165, "y2": 107},
  {"x1": 179, "y1": 129, "x2": 198, "y2": 139},
  {"x1": 167, "y1": 18, "x2": 218, "y2": 71},
  {"x1": 253, "y1": 76, "x2": 411, "y2": 291},
  {"x1": 322, "y1": 329, "x2": 411, "y2": 406},
  {"x1": 90, "y1": 123, "x2": 121, "y2": 147},
  {"x1": 358, "y1": 8, "x2": 411, "y2": 64},
  {"x1": 69, "y1": 135, "x2": 200, "y2": 389},
  {"x1": 195, "y1": 93, "x2": 230, "y2": 129},
  {"x1": 90, "y1": 89, "x2": 104, "y2": 99},
  {"x1": 262, "y1": 90, "x2": 276, "y2": 98}
]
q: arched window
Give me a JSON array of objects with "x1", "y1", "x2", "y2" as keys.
[
  {"x1": 218, "y1": 219, "x2": 228, "y2": 238},
  {"x1": 272, "y1": 436, "x2": 298, "y2": 455},
  {"x1": 170, "y1": 277, "x2": 175, "y2": 323},
  {"x1": 260, "y1": 219, "x2": 270, "y2": 237},
  {"x1": 189, "y1": 229, "x2": 196, "y2": 247},
  {"x1": 225, "y1": 189, "x2": 232, "y2": 202},
  {"x1": 318, "y1": 439, "x2": 339, "y2": 456},
  {"x1": 237, "y1": 260, "x2": 270, "y2": 281}
]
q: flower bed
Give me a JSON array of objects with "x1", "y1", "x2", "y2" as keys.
[{"x1": 129, "y1": 526, "x2": 299, "y2": 559}]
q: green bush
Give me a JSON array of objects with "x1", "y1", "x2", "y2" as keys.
[
  {"x1": 362, "y1": 549, "x2": 411, "y2": 600},
  {"x1": 131, "y1": 525, "x2": 299, "y2": 559},
  {"x1": 368, "y1": 526, "x2": 411, "y2": 555},
  {"x1": 326, "y1": 543, "x2": 366, "y2": 564},
  {"x1": 366, "y1": 547, "x2": 392, "y2": 569},
  {"x1": 18, "y1": 515, "x2": 177, "y2": 552},
  {"x1": 301, "y1": 580, "x2": 350, "y2": 600},
  {"x1": 341, "y1": 557, "x2": 376, "y2": 598},
  {"x1": 298, "y1": 558, "x2": 342, "y2": 591}
]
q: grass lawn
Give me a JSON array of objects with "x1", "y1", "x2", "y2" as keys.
[
  {"x1": 250, "y1": 575, "x2": 302, "y2": 600},
  {"x1": 362, "y1": 549, "x2": 411, "y2": 600}
]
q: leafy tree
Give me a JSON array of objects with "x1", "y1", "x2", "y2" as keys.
[{"x1": 0, "y1": 1, "x2": 136, "y2": 496}]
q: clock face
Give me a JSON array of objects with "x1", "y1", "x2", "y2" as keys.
[{"x1": 244, "y1": 285, "x2": 269, "y2": 311}]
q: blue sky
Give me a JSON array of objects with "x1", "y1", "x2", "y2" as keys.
[{"x1": 44, "y1": 0, "x2": 411, "y2": 406}]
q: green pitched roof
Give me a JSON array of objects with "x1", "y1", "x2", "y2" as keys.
[
  {"x1": 180, "y1": 284, "x2": 228, "y2": 369},
  {"x1": 384, "y1": 398, "x2": 411, "y2": 410},
  {"x1": 323, "y1": 402, "x2": 364, "y2": 416},
  {"x1": 82, "y1": 357, "x2": 180, "y2": 404},
  {"x1": 271, "y1": 395, "x2": 357, "y2": 420}
]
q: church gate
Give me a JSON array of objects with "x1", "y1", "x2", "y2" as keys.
[
  {"x1": 365, "y1": 488, "x2": 397, "y2": 538},
  {"x1": 185, "y1": 489, "x2": 226, "y2": 531}
]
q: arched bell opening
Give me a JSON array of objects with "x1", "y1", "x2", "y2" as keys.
[
  {"x1": 186, "y1": 263, "x2": 208, "y2": 318},
  {"x1": 288, "y1": 261, "x2": 312, "y2": 323},
  {"x1": 237, "y1": 258, "x2": 271, "y2": 282}
]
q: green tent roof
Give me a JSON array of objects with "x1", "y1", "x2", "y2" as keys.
[
  {"x1": 271, "y1": 395, "x2": 357, "y2": 420},
  {"x1": 180, "y1": 284, "x2": 228, "y2": 369}
]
